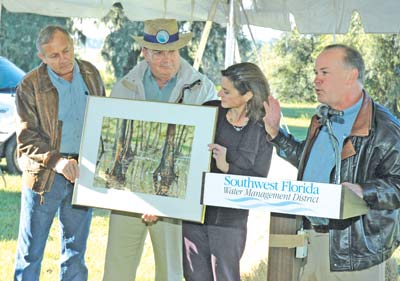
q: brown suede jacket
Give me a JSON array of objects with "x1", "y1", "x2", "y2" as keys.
[{"x1": 15, "y1": 59, "x2": 105, "y2": 195}]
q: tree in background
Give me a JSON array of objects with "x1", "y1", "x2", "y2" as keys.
[
  {"x1": 185, "y1": 21, "x2": 254, "y2": 82},
  {"x1": 2, "y1": 7, "x2": 398, "y2": 117},
  {"x1": 319, "y1": 14, "x2": 400, "y2": 118},
  {"x1": 100, "y1": 3, "x2": 143, "y2": 79},
  {"x1": 364, "y1": 34, "x2": 400, "y2": 117},
  {"x1": 0, "y1": 7, "x2": 70, "y2": 72},
  {"x1": 261, "y1": 29, "x2": 318, "y2": 103},
  {"x1": 262, "y1": 13, "x2": 400, "y2": 118}
]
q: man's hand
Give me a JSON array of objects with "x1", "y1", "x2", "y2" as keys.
[
  {"x1": 142, "y1": 214, "x2": 158, "y2": 223},
  {"x1": 55, "y1": 158, "x2": 79, "y2": 183},
  {"x1": 263, "y1": 95, "x2": 281, "y2": 139},
  {"x1": 342, "y1": 182, "x2": 363, "y2": 199}
]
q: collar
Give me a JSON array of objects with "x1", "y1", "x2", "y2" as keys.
[
  {"x1": 47, "y1": 61, "x2": 79, "y2": 84},
  {"x1": 307, "y1": 90, "x2": 372, "y2": 160},
  {"x1": 309, "y1": 90, "x2": 372, "y2": 138},
  {"x1": 349, "y1": 90, "x2": 372, "y2": 137}
]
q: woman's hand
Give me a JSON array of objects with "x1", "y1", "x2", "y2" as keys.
[{"x1": 208, "y1": 143, "x2": 229, "y2": 173}]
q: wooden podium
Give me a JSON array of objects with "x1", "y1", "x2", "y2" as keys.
[{"x1": 202, "y1": 172, "x2": 368, "y2": 280}]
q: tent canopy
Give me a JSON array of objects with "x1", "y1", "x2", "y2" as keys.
[{"x1": 2, "y1": 0, "x2": 400, "y2": 34}]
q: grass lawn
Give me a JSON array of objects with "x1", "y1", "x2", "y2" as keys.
[
  {"x1": 280, "y1": 102, "x2": 317, "y2": 140},
  {"x1": 1, "y1": 103, "x2": 399, "y2": 280},
  {"x1": 0, "y1": 172, "x2": 157, "y2": 280},
  {"x1": 0, "y1": 173, "x2": 270, "y2": 280}
]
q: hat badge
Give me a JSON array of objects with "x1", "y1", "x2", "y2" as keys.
[{"x1": 156, "y1": 30, "x2": 170, "y2": 44}]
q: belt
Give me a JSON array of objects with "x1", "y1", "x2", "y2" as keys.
[{"x1": 60, "y1": 153, "x2": 79, "y2": 161}]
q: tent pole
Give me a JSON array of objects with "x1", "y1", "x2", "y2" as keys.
[
  {"x1": 224, "y1": 0, "x2": 236, "y2": 68},
  {"x1": 239, "y1": 0, "x2": 263, "y2": 68},
  {"x1": 193, "y1": 0, "x2": 219, "y2": 71}
]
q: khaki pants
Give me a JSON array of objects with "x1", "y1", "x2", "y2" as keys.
[
  {"x1": 298, "y1": 229, "x2": 385, "y2": 281},
  {"x1": 103, "y1": 211, "x2": 183, "y2": 281}
]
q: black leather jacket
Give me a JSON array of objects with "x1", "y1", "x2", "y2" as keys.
[{"x1": 272, "y1": 92, "x2": 400, "y2": 271}]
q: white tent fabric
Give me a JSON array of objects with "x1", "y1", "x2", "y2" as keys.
[{"x1": 2, "y1": 0, "x2": 400, "y2": 34}]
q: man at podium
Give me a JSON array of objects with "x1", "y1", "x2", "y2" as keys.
[{"x1": 263, "y1": 44, "x2": 400, "y2": 281}]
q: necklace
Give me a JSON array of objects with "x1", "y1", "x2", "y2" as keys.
[
  {"x1": 227, "y1": 109, "x2": 249, "y2": 132},
  {"x1": 232, "y1": 124, "x2": 245, "y2": 131}
]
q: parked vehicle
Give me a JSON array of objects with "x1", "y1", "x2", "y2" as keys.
[{"x1": 0, "y1": 56, "x2": 25, "y2": 174}]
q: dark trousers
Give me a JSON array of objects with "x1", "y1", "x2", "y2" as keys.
[{"x1": 182, "y1": 222, "x2": 247, "y2": 281}]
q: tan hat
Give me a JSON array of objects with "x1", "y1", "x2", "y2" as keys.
[{"x1": 133, "y1": 18, "x2": 193, "y2": 51}]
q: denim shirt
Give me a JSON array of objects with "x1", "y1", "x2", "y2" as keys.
[
  {"x1": 303, "y1": 98, "x2": 363, "y2": 225},
  {"x1": 48, "y1": 62, "x2": 89, "y2": 154}
]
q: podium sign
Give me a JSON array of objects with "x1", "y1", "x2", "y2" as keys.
[{"x1": 202, "y1": 172, "x2": 368, "y2": 219}]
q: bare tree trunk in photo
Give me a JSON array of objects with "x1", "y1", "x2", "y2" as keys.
[
  {"x1": 151, "y1": 123, "x2": 162, "y2": 152},
  {"x1": 153, "y1": 124, "x2": 177, "y2": 196},
  {"x1": 144, "y1": 122, "x2": 153, "y2": 150},
  {"x1": 175, "y1": 125, "x2": 186, "y2": 155},
  {"x1": 108, "y1": 119, "x2": 127, "y2": 181},
  {"x1": 96, "y1": 136, "x2": 105, "y2": 167},
  {"x1": 118, "y1": 120, "x2": 135, "y2": 183},
  {"x1": 109, "y1": 119, "x2": 135, "y2": 184}
]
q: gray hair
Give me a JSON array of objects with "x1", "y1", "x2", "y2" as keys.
[
  {"x1": 221, "y1": 62, "x2": 270, "y2": 123},
  {"x1": 36, "y1": 25, "x2": 72, "y2": 53},
  {"x1": 323, "y1": 44, "x2": 365, "y2": 83}
]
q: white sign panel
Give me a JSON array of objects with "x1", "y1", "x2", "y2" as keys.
[{"x1": 202, "y1": 173, "x2": 345, "y2": 219}]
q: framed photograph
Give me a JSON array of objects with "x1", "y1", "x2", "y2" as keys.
[{"x1": 72, "y1": 96, "x2": 218, "y2": 222}]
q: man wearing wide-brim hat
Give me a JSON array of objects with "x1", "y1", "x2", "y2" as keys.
[{"x1": 102, "y1": 18, "x2": 217, "y2": 281}]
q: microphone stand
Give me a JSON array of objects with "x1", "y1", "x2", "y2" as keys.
[{"x1": 319, "y1": 114, "x2": 341, "y2": 184}]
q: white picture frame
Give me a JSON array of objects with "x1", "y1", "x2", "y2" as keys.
[{"x1": 72, "y1": 96, "x2": 218, "y2": 222}]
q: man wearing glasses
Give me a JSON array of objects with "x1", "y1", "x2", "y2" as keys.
[{"x1": 102, "y1": 18, "x2": 217, "y2": 281}]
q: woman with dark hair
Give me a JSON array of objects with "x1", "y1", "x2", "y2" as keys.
[{"x1": 182, "y1": 62, "x2": 273, "y2": 281}]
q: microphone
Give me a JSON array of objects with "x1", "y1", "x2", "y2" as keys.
[{"x1": 316, "y1": 104, "x2": 344, "y2": 118}]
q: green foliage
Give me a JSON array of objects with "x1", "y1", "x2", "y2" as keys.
[
  {"x1": 262, "y1": 13, "x2": 400, "y2": 118},
  {"x1": 364, "y1": 34, "x2": 400, "y2": 116},
  {"x1": 184, "y1": 21, "x2": 227, "y2": 80},
  {"x1": 0, "y1": 7, "x2": 70, "y2": 72},
  {"x1": 325, "y1": 14, "x2": 400, "y2": 117},
  {"x1": 262, "y1": 29, "x2": 318, "y2": 103},
  {"x1": 100, "y1": 4, "x2": 143, "y2": 79},
  {"x1": 185, "y1": 21, "x2": 254, "y2": 83}
]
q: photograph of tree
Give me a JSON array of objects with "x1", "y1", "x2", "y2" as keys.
[
  {"x1": 73, "y1": 96, "x2": 217, "y2": 221},
  {"x1": 93, "y1": 117, "x2": 195, "y2": 199}
]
